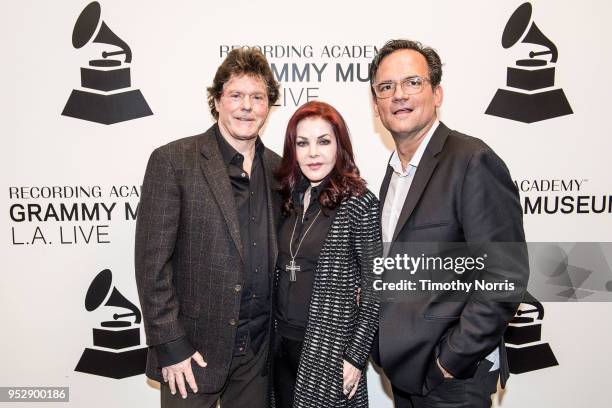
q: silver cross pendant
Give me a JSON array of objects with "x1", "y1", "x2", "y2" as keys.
[{"x1": 286, "y1": 259, "x2": 300, "y2": 282}]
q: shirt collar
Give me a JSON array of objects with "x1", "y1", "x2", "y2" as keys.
[
  {"x1": 388, "y1": 119, "x2": 439, "y2": 176},
  {"x1": 293, "y1": 174, "x2": 331, "y2": 206},
  {"x1": 214, "y1": 123, "x2": 264, "y2": 167}
]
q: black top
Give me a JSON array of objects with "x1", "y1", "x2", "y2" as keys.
[
  {"x1": 276, "y1": 176, "x2": 336, "y2": 340},
  {"x1": 216, "y1": 127, "x2": 270, "y2": 356}
]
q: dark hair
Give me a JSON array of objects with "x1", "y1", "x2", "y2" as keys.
[
  {"x1": 369, "y1": 39, "x2": 443, "y2": 96},
  {"x1": 207, "y1": 48, "x2": 280, "y2": 119},
  {"x1": 276, "y1": 101, "x2": 366, "y2": 214}
]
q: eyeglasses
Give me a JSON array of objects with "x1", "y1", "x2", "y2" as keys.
[
  {"x1": 223, "y1": 92, "x2": 268, "y2": 106},
  {"x1": 372, "y1": 76, "x2": 431, "y2": 99}
]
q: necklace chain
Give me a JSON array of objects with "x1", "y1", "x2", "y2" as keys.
[
  {"x1": 286, "y1": 186, "x2": 322, "y2": 281},
  {"x1": 289, "y1": 208, "x2": 322, "y2": 260}
]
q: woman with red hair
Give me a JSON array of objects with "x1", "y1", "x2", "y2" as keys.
[{"x1": 273, "y1": 101, "x2": 381, "y2": 407}]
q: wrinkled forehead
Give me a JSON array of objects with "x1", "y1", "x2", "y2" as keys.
[
  {"x1": 375, "y1": 49, "x2": 429, "y2": 82},
  {"x1": 222, "y1": 73, "x2": 267, "y2": 94}
]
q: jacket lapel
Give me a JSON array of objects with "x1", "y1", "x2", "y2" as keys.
[
  {"x1": 198, "y1": 126, "x2": 244, "y2": 262},
  {"x1": 262, "y1": 149, "x2": 279, "y2": 269},
  {"x1": 379, "y1": 157, "x2": 394, "y2": 209},
  {"x1": 391, "y1": 122, "x2": 450, "y2": 242}
]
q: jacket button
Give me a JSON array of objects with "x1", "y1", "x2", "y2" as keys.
[
  {"x1": 229, "y1": 318, "x2": 236, "y2": 326},
  {"x1": 234, "y1": 284, "x2": 242, "y2": 292}
]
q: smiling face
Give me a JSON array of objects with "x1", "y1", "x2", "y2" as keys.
[
  {"x1": 373, "y1": 49, "x2": 443, "y2": 141},
  {"x1": 296, "y1": 116, "x2": 338, "y2": 185},
  {"x1": 214, "y1": 74, "x2": 270, "y2": 142}
]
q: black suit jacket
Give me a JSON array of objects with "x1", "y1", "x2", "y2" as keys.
[
  {"x1": 373, "y1": 122, "x2": 529, "y2": 395},
  {"x1": 135, "y1": 124, "x2": 281, "y2": 393}
]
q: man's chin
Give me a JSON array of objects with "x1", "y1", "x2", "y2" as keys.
[
  {"x1": 232, "y1": 132, "x2": 260, "y2": 141},
  {"x1": 237, "y1": 124, "x2": 264, "y2": 136},
  {"x1": 389, "y1": 123, "x2": 416, "y2": 136}
]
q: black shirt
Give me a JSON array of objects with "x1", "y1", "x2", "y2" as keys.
[
  {"x1": 216, "y1": 127, "x2": 270, "y2": 356},
  {"x1": 276, "y1": 176, "x2": 336, "y2": 340}
]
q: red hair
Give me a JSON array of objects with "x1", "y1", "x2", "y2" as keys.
[{"x1": 276, "y1": 100, "x2": 366, "y2": 214}]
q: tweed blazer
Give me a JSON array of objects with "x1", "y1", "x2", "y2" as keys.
[
  {"x1": 274, "y1": 190, "x2": 382, "y2": 408},
  {"x1": 135, "y1": 124, "x2": 281, "y2": 393}
]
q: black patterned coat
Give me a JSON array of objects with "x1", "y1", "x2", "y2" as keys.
[{"x1": 275, "y1": 190, "x2": 382, "y2": 408}]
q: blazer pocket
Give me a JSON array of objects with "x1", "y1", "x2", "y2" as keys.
[
  {"x1": 423, "y1": 301, "x2": 462, "y2": 320},
  {"x1": 410, "y1": 221, "x2": 451, "y2": 231},
  {"x1": 423, "y1": 314, "x2": 460, "y2": 321}
]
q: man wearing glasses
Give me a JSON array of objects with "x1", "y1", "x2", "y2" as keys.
[
  {"x1": 370, "y1": 40, "x2": 529, "y2": 407},
  {"x1": 135, "y1": 48, "x2": 280, "y2": 407}
]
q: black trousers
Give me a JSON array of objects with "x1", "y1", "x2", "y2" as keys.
[
  {"x1": 160, "y1": 343, "x2": 269, "y2": 408},
  {"x1": 392, "y1": 360, "x2": 499, "y2": 408},
  {"x1": 273, "y1": 336, "x2": 304, "y2": 408}
]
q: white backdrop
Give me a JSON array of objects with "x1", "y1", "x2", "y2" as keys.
[{"x1": 2, "y1": 0, "x2": 612, "y2": 406}]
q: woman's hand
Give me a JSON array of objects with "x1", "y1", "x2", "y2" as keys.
[{"x1": 342, "y1": 359, "x2": 362, "y2": 399}]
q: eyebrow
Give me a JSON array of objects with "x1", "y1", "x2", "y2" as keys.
[
  {"x1": 377, "y1": 75, "x2": 420, "y2": 83},
  {"x1": 296, "y1": 133, "x2": 331, "y2": 139},
  {"x1": 225, "y1": 89, "x2": 266, "y2": 94}
]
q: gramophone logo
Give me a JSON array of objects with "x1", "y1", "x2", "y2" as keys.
[
  {"x1": 75, "y1": 269, "x2": 147, "y2": 379},
  {"x1": 485, "y1": 2, "x2": 573, "y2": 123},
  {"x1": 62, "y1": 1, "x2": 153, "y2": 125},
  {"x1": 505, "y1": 292, "x2": 558, "y2": 374}
]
